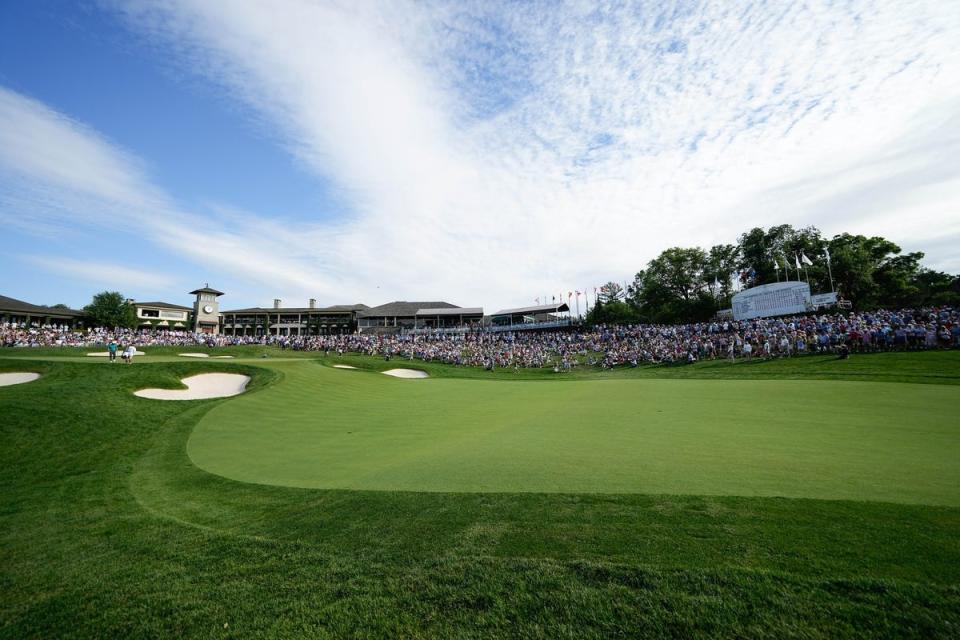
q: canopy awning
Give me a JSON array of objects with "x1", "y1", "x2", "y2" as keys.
[{"x1": 491, "y1": 303, "x2": 569, "y2": 317}]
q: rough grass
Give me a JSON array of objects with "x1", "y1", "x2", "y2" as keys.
[{"x1": 1, "y1": 352, "x2": 959, "y2": 637}]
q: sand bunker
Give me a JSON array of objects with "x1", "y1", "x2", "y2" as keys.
[
  {"x1": 333, "y1": 364, "x2": 357, "y2": 369},
  {"x1": 382, "y1": 368, "x2": 429, "y2": 379},
  {"x1": 0, "y1": 372, "x2": 40, "y2": 387},
  {"x1": 134, "y1": 373, "x2": 250, "y2": 400},
  {"x1": 87, "y1": 350, "x2": 145, "y2": 357},
  {"x1": 179, "y1": 353, "x2": 234, "y2": 359}
]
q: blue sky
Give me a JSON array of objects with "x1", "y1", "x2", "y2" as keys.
[{"x1": 1, "y1": 1, "x2": 958, "y2": 310}]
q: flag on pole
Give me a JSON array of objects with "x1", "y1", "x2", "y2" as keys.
[
  {"x1": 794, "y1": 253, "x2": 801, "y2": 270},
  {"x1": 713, "y1": 276, "x2": 720, "y2": 290},
  {"x1": 824, "y1": 247, "x2": 831, "y2": 263},
  {"x1": 801, "y1": 252, "x2": 813, "y2": 266},
  {"x1": 568, "y1": 291, "x2": 572, "y2": 299},
  {"x1": 774, "y1": 260, "x2": 780, "y2": 271}
]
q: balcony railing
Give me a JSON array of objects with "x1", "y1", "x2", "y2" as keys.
[{"x1": 486, "y1": 319, "x2": 572, "y2": 332}]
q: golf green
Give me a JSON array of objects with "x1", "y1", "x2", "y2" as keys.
[{"x1": 187, "y1": 360, "x2": 960, "y2": 504}]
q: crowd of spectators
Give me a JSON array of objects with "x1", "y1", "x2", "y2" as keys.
[
  {"x1": 3, "y1": 306, "x2": 958, "y2": 370},
  {"x1": 0, "y1": 326, "x2": 240, "y2": 349}
]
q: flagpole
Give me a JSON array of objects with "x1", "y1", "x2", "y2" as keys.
[{"x1": 826, "y1": 251, "x2": 834, "y2": 292}]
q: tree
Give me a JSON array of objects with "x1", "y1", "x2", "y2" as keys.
[
  {"x1": 706, "y1": 243, "x2": 740, "y2": 303},
  {"x1": 597, "y1": 282, "x2": 624, "y2": 303},
  {"x1": 589, "y1": 225, "x2": 951, "y2": 324},
  {"x1": 874, "y1": 252, "x2": 923, "y2": 307},
  {"x1": 630, "y1": 247, "x2": 718, "y2": 323},
  {"x1": 912, "y1": 270, "x2": 960, "y2": 306},
  {"x1": 84, "y1": 292, "x2": 137, "y2": 329},
  {"x1": 648, "y1": 248, "x2": 709, "y2": 301},
  {"x1": 738, "y1": 224, "x2": 827, "y2": 289},
  {"x1": 824, "y1": 234, "x2": 925, "y2": 308},
  {"x1": 584, "y1": 298, "x2": 639, "y2": 326}
]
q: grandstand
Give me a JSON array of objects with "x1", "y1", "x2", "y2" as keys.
[
  {"x1": 411, "y1": 307, "x2": 484, "y2": 333},
  {"x1": 357, "y1": 301, "x2": 482, "y2": 334},
  {"x1": 489, "y1": 303, "x2": 571, "y2": 332}
]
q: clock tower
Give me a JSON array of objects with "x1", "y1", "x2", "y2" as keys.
[{"x1": 189, "y1": 284, "x2": 224, "y2": 334}]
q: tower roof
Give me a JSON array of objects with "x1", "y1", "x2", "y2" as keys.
[{"x1": 189, "y1": 285, "x2": 224, "y2": 296}]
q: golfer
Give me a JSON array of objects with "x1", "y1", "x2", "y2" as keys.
[
  {"x1": 122, "y1": 345, "x2": 136, "y2": 364},
  {"x1": 108, "y1": 340, "x2": 118, "y2": 363}
]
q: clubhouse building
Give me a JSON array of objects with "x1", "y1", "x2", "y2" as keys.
[
  {"x1": 132, "y1": 301, "x2": 192, "y2": 330},
  {"x1": 0, "y1": 294, "x2": 85, "y2": 327},
  {"x1": 220, "y1": 300, "x2": 368, "y2": 336},
  {"x1": 3, "y1": 286, "x2": 573, "y2": 334}
]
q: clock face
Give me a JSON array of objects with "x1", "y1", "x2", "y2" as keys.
[{"x1": 203, "y1": 304, "x2": 214, "y2": 314}]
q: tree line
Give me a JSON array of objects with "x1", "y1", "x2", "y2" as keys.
[{"x1": 587, "y1": 224, "x2": 960, "y2": 325}]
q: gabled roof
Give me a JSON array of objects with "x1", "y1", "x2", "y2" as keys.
[
  {"x1": 0, "y1": 294, "x2": 84, "y2": 317},
  {"x1": 133, "y1": 301, "x2": 192, "y2": 311},
  {"x1": 416, "y1": 307, "x2": 483, "y2": 316},
  {"x1": 358, "y1": 301, "x2": 458, "y2": 318},
  {"x1": 325, "y1": 303, "x2": 369, "y2": 311},
  {"x1": 491, "y1": 303, "x2": 570, "y2": 316}
]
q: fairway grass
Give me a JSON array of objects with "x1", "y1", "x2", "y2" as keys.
[
  {"x1": 188, "y1": 360, "x2": 960, "y2": 503},
  {"x1": 2, "y1": 351, "x2": 960, "y2": 637}
]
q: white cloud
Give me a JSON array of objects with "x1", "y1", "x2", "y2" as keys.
[
  {"x1": 0, "y1": 88, "x2": 160, "y2": 209},
  {"x1": 3, "y1": 1, "x2": 959, "y2": 309},
  {"x1": 0, "y1": 86, "x2": 354, "y2": 303},
  {"x1": 111, "y1": 1, "x2": 960, "y2": 287},
  {"x1": 24, "y1": 256, "x2": 176, "y2": 291}
]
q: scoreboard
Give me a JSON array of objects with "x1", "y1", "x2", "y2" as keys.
[{"x1": 732, "y1": 281, "x2": 811, "y2": 320}]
